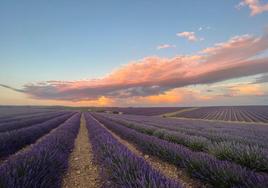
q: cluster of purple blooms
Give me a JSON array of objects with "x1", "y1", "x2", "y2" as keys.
[{"x1": 84, "y1": 113, "x2": 182, "y2": 188}]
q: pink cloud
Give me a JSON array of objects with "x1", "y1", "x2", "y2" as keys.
[
  {"x1": 176, "y1": 31, "x2": 198, "y2": 41},
  {"x1": 237, "y1": 0, "x2": 268, "y2": 16},
  {"x1": 200, "y1": 34, "x2": 268, "y2": 64},
  {"x1": 2, "y1": 30, "x2": 268, "y2": 103}
]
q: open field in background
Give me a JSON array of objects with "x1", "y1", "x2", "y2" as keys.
[
  {"x1": 93, "y1": 106, "x2": 268, "y2": 124},
  {"x1": 0, "y1": 106, "x2": 267, "y2": 188},
  {"x1": 89, "y1": 107, "x2": 190, "y2": 116},
  {"x1": 169, "y1": 106, "x2": 268, "y2": 123}
]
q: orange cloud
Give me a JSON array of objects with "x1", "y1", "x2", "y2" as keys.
[
  {"x1": 198, "y1": 95, "x2": 213, "y2": 100},
  {"x1": 229, "y1": 84, "x2": 264, "y2": 96},
  {"x1": 145, "y1": 91, "x2": 183, "y2": 104},
  {"x1": 76, "y1": 96, "x2": 114, "y2": 106},
  {"x1": 113, "y1": 88, "x2": 220, "y2": 106}
]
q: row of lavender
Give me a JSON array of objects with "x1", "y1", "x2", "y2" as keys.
[
  {"x1": 0, "y1": 111, "x2": 70, "y2": 132},
  {"x1": 106, "y1": 113, "x2": 268, "y2": 148},
  {"x1": 0, "y1": 106, "x2": 56, "y2": 119},
  {"x1": 0, "y1": 112, "x2": 74, "y2": 159},
  {"x1": 0, "y1": 113, "x2": 80, "y2": 188},
  {"x1": 84, "y1": 113, "x2": 182, "y2": 188},
  {"x1": 0, "y1": 110, "x2": 59, "y2": 124},
  {"x1": 93, "y1": 113, "x2": 268, "y2": 188},
  {"x1": 172, "y1": 106, "x2": 268, "y2": 123},
  {"x1": 99, "y1": 114, "x2": 268, "y2": 172}
]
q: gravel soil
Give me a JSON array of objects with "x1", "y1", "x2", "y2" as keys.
[{"x1": 62, "y1": 114, "x2": 100, "y2": 188}]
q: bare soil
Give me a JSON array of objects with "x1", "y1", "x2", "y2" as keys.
[{"x1": 62, "y1": 114, "x2": 100, "y2": 188}]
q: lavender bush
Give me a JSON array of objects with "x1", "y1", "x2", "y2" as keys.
[{"x1": 208, "y1": 141, "x2": 268, "y2": 172}]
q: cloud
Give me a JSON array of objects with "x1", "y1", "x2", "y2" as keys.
[
  {"x1": 228, "y1": 84, "x2": 265, "y2": 96},
  {"x1": 198, "y1": 26, "x2": 211, "y2": 31},
  {"x1": 112, "y1": 88, "x2": 217, "y2": 106},
  {"x1": 79, "y1": 96, "x2": 114, "y2": 106},
  {"x1": 255, "y1": 74, "x2": 268, "y2": 83},
  {"x1": 200, "y1": 34, "x2": 268, "y2": 63},
  {"x1": 1, "y1": 30, "x2": 268, "y2": 103},
  {"x1": 156, "y1": 44, "x2": 176, "y2": 50},
  {"x1": 144, "y1": 90, "x2": 183, "y2": 104},
  {"x1": 176, "y1": 31, "x2": 198, "y2": 41},
  {"x1": 0, "y1": 84, "x2": 24, "y2": 93},
  {"x1": 237, "y1": 0, "x2": 268, "y2": 16}
]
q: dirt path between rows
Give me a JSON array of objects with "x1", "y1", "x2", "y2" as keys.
[
  {"x1": 91, "y1": 115, "x2": 205, "y2": 188},
  {"x1": 62, "y1": 114, "x2": 100, "y2": 188}
]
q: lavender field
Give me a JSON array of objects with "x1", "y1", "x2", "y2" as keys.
[
  {"x1": 0, "y1": 106, "x2": 267, "y2": 188},
  {"x1": 169, "y1": 106, "x2": 268, "y2": 123},
  {"x1": 2, "y1": 0, "x2": 268, "y2": 187}
]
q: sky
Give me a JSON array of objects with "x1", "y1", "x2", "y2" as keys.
[{"x1": 1, "y1": 0, "x2": 268, "y2": 107}]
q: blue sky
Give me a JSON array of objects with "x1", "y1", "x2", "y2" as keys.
[{"x1": 1, "y1": 0, "x2": 268, "y2": 106}]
